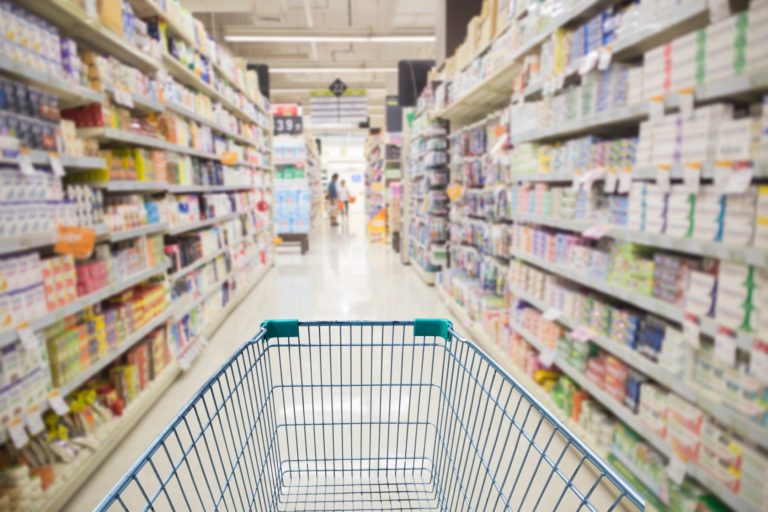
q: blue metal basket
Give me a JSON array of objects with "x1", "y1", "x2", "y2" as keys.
[{"x1": 97, "y1": 320, "x2": 643, "y2": 511}]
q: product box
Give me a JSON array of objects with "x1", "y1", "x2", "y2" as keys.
[{"x1": 98, "y1": 0, "x2": 123, "y2": 36}]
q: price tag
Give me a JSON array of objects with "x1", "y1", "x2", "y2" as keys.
[
  {"x1": 17, "y1": 326, "x2": 40, "y2": 351},
  {"x1": 666, "y1": 454, "x2": 687, "y2": 485},
  {"x1": 682, "y1": 313, "x2": 701, "y2": 348},
  {"x1": 713, "y1": 160, "x2": 732, "y2": 188},
  {"x1": 570, "y1": 326, "x2": 594, "y2": 342},
  {"x1": 543, "y1": 307, "x2": 563, "y2": 322},
  {"x1": 656, "y1": 164, "x2": 671, "y2": 192},
  {"x1": 750, "y1": 340, "x2": 768, "y2": 384},
  {"x1": 24, "y1": 406, "x2": 45, "y2": 435},
  {"x1": 725, "y1": 164, "x2": 753, "y2": 195},
  {"x1": 7, "y1": 417, "x2": 29, "y2": 449},
  {"x1": 603, "y1": 168, "x2": 618, "y2": 193},
  {"x1": 649, "y1": 96, "x2": 665, "y2": 122},
  {"x1": 539, "y1": 348, "x2": 557, "y2": 367},
  {"x1": 48, "y1": 390, "x2": 70, "y2": 416},
  {"x1": 18, "y1": 147, "x2": 35, "y2": 175},
  {"x1": 597, "y1": 47, "x2": 612, "y2": 71},
  {"x1": 714, "y1": 328, "x2": 737, "y2": 366},
  {"x1": 709, "y1": 0, "x2": 731, "y2": 22},
  {"x1": 683, "y1": 162, "x2": 701, "y2": 193},
  {"x1": 617, "y1": 167, "x2": 633, "y2": 194},
  {"x1": 579, "y1": 51, "x2": 598, "y2": 75},
  {"x1": 571, "y1": 172, "x2": 583, "y2": 192},
  {"x1": 678, "y1": 89, "x2": 695, "y2": 119},
  {"x1": 49, "y1": 152, "x2": 65, "y2": 177},
  {"x1": 583, "y1": 223, "x2": 612, "y2": 240}
]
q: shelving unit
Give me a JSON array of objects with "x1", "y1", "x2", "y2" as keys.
[
  {"x1": 0, "y1": 1, "x2": 275, "y2": 508},
  {"x1": 414, "y1": 1, "x2": 768, "y2": 510}
]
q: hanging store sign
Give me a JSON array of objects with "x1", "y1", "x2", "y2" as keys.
[{"x1": 309, "y1": 89, "x2": 368, "y2": 125}]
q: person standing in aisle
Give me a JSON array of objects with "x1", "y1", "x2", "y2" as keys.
[
  {"x1": 338, "y1": 179, "x2": 350, "y2": 220},
  {"x1": 327, "y1": 173, "x2": 340, "y2": 226}
]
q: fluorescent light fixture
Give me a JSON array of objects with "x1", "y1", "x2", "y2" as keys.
[
  {"x1": 226, "y1": 35, "x2": 435, "y2": 43},
  {"x1": 270, "y1": 67, "x2": 397, "y2": 74}
]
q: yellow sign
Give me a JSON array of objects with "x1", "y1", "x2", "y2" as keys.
[
  {"x1": 54, "y1": 225, "x2": 96, "y2": 259},
  {"x1": 309, "y1": 88, "x2": 367, "y2": 97}
]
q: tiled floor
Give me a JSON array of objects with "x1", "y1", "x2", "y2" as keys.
[{"x1": 68, "y1": 213, "x2": 458, "y2": 510}]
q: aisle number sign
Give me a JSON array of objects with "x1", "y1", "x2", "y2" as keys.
[
  {"x1": 54, "y1": 225, "x2": 96, "y2": 259},
  {"x1": 273, "y1": 103, "x2": 304, "y2": 136}
]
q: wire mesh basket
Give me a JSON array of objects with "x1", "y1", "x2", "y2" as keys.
[{"x1": 97, "y1": 320, "x2": 643, "y2": 511}]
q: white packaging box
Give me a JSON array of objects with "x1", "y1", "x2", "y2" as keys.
[{"x1": 717, "y1": 118, "x2": 762, "y2": 161}]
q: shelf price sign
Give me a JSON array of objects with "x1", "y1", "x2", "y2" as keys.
[{"x1": 274, "y1": 115, "x2": 303, "y2": 136}]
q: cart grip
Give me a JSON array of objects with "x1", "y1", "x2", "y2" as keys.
[
  {"x1": 414, "y1": 318, "x2": 452, "y2": 341},
  {"x1": 262, "y1": 320, "x2": 300, "y2": 340}
]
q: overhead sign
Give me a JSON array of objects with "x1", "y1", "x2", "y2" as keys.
[
  {"x1": 329, "y1": 78, "x2": 348, "y2": 97},
  {"x1": 309, "y1": 89, "x2": 368, "y2": 125}
]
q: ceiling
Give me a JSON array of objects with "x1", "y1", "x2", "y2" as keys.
[{"x1": 183, "y1": 0, "x2": 437, "y2": 127}]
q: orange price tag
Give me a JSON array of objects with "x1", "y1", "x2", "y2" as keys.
[
  {"x1": 54, "y1": 225, "x2": 96, "y2": 259},
  {"x1": 220, "y1": 151, "x2": 238, "y2": 166}
]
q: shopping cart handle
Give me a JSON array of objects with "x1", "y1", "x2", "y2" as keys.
[
  {"x1": 414, "y1": 318, "x2": 452, "y2": 340},
  {"x1": 262, "y1": 319, "x2": 300, "y2": 339},
  {"x1": 260, "y1": 319, "x2": 453, "y2": 341}
]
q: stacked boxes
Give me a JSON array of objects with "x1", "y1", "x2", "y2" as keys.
[{"x1": 40, "y1": 255, "x2": 77, "y2": 311}]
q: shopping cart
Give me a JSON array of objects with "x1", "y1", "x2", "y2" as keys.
[{"x1": 97, "y1": 320, "x2": 643, "y2": 511}]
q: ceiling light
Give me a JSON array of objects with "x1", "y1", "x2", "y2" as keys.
[
  {"x1": 270, "y1": 67, "x2": 398, "y2": 74},
  {"x1": 226, "y1": 35, "x2": 435, "y2": 43}
]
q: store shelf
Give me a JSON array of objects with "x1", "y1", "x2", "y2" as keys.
[
  {"x1": 610, "y1": 0, "x2": 709, "y2": 60},
  {"x1": 510, "y1": 171, "x2": 576, "y2": 183},
  {"x1": 169, "y1": 248, "x2": 226, "y2": 282},
  {"x1": 202, "y1": 263, "x2": 272, "y2": 338},
  {"x1": 60, "y1": 307, "x2": 174, "y2": 396},
  {"x1": 91, "y1": 181, "x2": 169, "y2": 193},
  {"x1": 165, "y1": 100, "x2": 254, "y2": 146},
  {"x1": 13, "y1": 0, "x2": 160, "y2": 73},
  {"x1": 0, "y1": 261, "x2": 169, "y2": 348},
  {"x1": 77, "y1": 127, "x2": 221, "y2": 161},
  {"x1": 173, "y1": 277, "x2": 228, "y2": 321},
  {"x1": 511, "y1": 102, "x2": 648, "y2": 144},
  {"x1": 507, "y1": 282, "x2": 698, "y2": 401},
  {"x1": 0, "y1": 224, "x2": 108, "y2": 257},
  {"x1": 507, "y1": 247, "x2": 759, "y2": 352},
  {"x1": 441, "y1": 281, "x2": 759, "y2": 512},
  {"x1": 167, "y1": 210, "x2": 249, "y2": 236},
  {"x1": 0, "y1": 55, "x2": 103, "y2": 108},
  {"x1": 438, "y1": 0, "x2": 615, "y2": 126},
  {"x1": 410, "y1": 261, "x2": 437, "y2": 286},
  {"x1": 0, "y1": 151, "x2": 106, "y2": 170},
  {"x1": 167, "y1": 183, "x2": 255, "y2": 194},
  {"x1": 38, "y1": 362, "x2": 181, "y2": 512},
  {"x1": 695, "y1": 67, "x2": 768, "y2": 102},
  {"x1": 161, "y1": 53, "x2": 259, "y2": 126},
  {"x1": 508, "y1": 211, "x2": 768, "y2": 268},
  {"x1": 108, "y1": 222, "x2": 169, "y2": 243},
  {"x1": 104, "y1": 84, "x2": 164, "y2": 113},
  {"x1": 611, "y1": 449, "x2": 668, "y2": 505}
]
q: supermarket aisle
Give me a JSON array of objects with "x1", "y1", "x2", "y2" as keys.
[{"x1": 67, "y1": 213, "x2": 456, "y2": 510}]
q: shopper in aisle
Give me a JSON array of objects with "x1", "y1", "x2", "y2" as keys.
[
  {"x1": 338, "y1": 179, "x2": 351, "y2": 219},
  {"x1": 327, "y1": 173, "x2": 340, "y2": 226}
]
